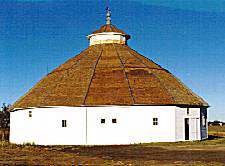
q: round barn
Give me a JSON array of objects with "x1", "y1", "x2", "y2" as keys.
[{"x1": 10, "y1": 8, "x2": 209, "y2": 145}]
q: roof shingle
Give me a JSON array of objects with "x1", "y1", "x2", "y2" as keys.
[{"x1": 11, "y1": 43, "x2": 208, "y2": 109}]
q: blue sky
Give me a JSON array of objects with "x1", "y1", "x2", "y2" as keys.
[{"x1": 0, "y1": 0, "x2": 225, "y2": 121}]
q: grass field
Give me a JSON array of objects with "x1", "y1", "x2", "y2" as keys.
[
  {"x1": 0, "y1": 126, "x2": 225, "y2": 165},
  {"x1": 208, "y1": 125, "x2": 225, "y2": 138}
]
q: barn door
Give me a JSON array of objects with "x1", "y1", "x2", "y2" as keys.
[{"x1": 185, "y1": 118, "x2": 189, "y2": 140}]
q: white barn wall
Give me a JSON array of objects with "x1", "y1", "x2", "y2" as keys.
[
  {"x1": 87, "y1": 106, "x2": 176, "y2": 145},
  {"x1": 10, "y1": 107, "x2": 87, "y2": 145},
  {"x1": 10, "y1": 106, "x2": 177, "y2": 145}
]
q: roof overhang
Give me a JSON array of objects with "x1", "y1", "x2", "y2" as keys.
[{"x1": 10, "y1": 104, "x2": 209, "y2": 112}]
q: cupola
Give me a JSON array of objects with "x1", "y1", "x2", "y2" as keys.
[{"x1": 87, "y1": 7, "x2": 130, "y2": 46}]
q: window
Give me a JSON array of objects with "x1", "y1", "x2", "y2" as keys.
[
  {"x1": 112, "y1": 118, "x2": 117, "y2": 123},
  {"x1": 62, "y1": 120, "x2": 67, "y2": 127},
  {"x1": 201, "y1": 108, "x2": 207, "y2": 127},
  {"x1": 153, "y1": 118, "x2": 158, "y2": 125},
  {"x1": 202, "y1": 116, "x2": 206, "y2": 127},
  {"x1": 29, "y1": 111, "x2": 32, "y2": 118},
  {"x1": 101, "y1": 119, "x2": 105, "y2": 124},
  {"x1": 187, "y1": 108, "x2": 190, "y2": 115}
]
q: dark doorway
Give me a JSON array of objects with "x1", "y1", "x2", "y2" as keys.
[{"x1": 185, "y1": 118, "x2": 189, "y2": 140}]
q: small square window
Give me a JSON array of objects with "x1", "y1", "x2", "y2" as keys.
[
  {"x1": 153, "y1": 118, "x2": 158, "y2": 125},
  {"x1": 187, "y1": 108, "x2": 190, "y2": 115},
  {"x1": 112, "y1": 118, "x2": 117, "y2": 123},
  {"x1": 29, "y1": 111, "x2": 32, "y2": 118},
  {"x1": 62, "y1": 120, "x2": 67, "y2": 127},
  {"x1": 101, "y1": 119, "x2": 105, "y2": 124}
]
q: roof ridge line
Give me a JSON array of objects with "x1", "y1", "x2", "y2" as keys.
[
  {"x1": 113, "y1": 44, "x2": 135, "y2": 105},
  {"x1": 104, "y1": 24, "x2": 107, "y2": 32},
  {"x1": 124, "y1": 45, "x2": 176, "y2": 103},
  {"x1": 150, "y1": 72, "x2": 176, "y2": 103},
  {"x1": 50, "y1": 47, "x2": 92, "y2": 75},
  {"x1": 45, "y1": 48, "x2": 96, "y2": 103},
  {"x1": 50, "y1": 54, "x2": 95, "y2": 75},
  {"x1": 110, "y1": 24, "x2": 113, "y2": 32},
  {"x1": 82, "y1": 46, "x2": 104, "y2": 105},
  {"x1": 124, "y1": 46, "x2": 208, "y2": 105},
  {"x1": 126, "y1": 45, "x2": 208, "y2": 106},
  {"x1": 170, "y1": 73, "x2": 209, "y2": 106},
  {"x1": 126, "y1": 46, "x2": 166, "y2": 71},
  {"x1": 10, "y1": 45, "x2": 90, "y2": 109}
]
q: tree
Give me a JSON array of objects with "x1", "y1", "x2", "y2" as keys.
[
  {"x1": 0, "y1": 103, "x2": 10, "y2": 141},
  {"x1": 0, "y1": 103, "x2": 10, "y2": 128}
]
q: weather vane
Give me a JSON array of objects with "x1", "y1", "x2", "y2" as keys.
[{"x1": 106, "y1": 0, "x2": 111, "y2": 25}]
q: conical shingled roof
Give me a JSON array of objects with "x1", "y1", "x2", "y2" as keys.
[{"x1": 12, "y1": 42, "x2": 208, "y2": 109}]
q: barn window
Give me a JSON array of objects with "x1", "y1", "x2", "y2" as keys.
[
  {"x1": 101, "y1": 119, "x2": 105, "y2": 124},
  {"x1": 202, "y1": 116, "x2": 206, "y2": 127},
  {"x1": 29, "y1": 111, "x2": 32, "y2": 118},
  {"x1": 62, "y1": 120, "x2": 67, "y2": 127},
  {"x1": 187, "y1": 108, "x2": 190, "y2": 115},
  {"x1": 153, "y1": 118, "x2": 158, "y2": 125},
  {"x1": 112, "y1": 118, "x2": 117, "y2": 123},
  {"x1": 201, "y1": 108, "x2": 207, "y2": 127}
]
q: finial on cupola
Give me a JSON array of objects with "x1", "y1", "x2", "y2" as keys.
[{"x1": 106, "y1": 6, "x2": 111, "y2": 25}]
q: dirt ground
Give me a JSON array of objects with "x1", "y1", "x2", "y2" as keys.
[{"x1": 0, "y1": 126, "x2": 225, "y2": 165}]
